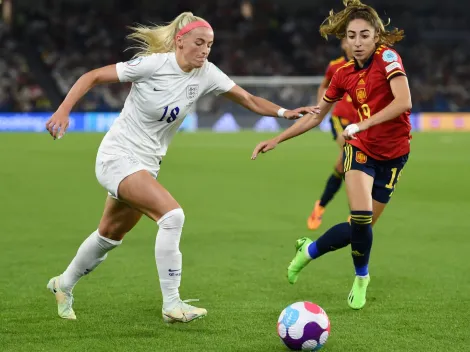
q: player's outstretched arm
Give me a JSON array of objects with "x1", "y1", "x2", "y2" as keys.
[
  {"x1": 251, "y1": 100, "x2": 333, "y2": 159},
  {"x1": 222, "y1": 85, "x2": 320, "y2": 120},
  {"x1": 46, "y1": 65, "x2": 120, "y2": 139},
  {"x1": 343, "y1": 76, "x2": 412, "y2": 139}
]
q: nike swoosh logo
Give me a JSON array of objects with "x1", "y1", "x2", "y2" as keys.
[
  {"x1": 154, "y1": 88, "x2": 164, "y2": 91},
  {"x1": 168, "y1": 269, "x2": 181, "y2": 272}
]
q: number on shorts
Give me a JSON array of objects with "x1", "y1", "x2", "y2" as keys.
[
  {"x1": 385, "y1": 167, "x2": 403, "y2": 189},
  {"x1": 357, "y1": 103, "x2": 371, "y2": 121},
  {"x1": 158, "y1": 106, "x2": 180, "y2": 124}
]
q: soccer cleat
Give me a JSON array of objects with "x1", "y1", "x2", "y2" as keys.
[
  {"x1": 287, "y1": 237, "x2": 313, "y2": 284},
  {"x1": 347, "y1": 275, "x2": 371, "y2": 310},
  {"x1": 162, "y1": 299, "x2": 207, "y2": 323},
  {"x1": 307, "y1": 201, "x2": 325, "y2": 231},
  {"x1": 47, "y1": 276, "x2": 76, "y2": 320}
]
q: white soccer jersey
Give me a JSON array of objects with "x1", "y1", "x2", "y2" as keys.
[{"x1": 98, "y1": 52, "x2": 235, "y2": 170}]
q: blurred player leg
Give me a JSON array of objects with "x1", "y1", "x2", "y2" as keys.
[
  {"x1": 307, "y1": 123, "x2": 346, "y2": 231},
  {"x1": 47, "y1": 197, "x2": 142, "y2": 319},
  {"x1": 117, "y1": 170, "x2": 207, "y2": 323},
  {"x1": 344, "y1": 170, "x2": 374, "y2": 310}
]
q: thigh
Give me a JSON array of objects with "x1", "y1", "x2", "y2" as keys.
[
  {"x1": 117, "y1": 170, "x2": 180, "y2": 222},
  {"x1": 98, "y1": 196, "x2": 143, "y2": 241},
  {"x1": 344, "y1": 170, "x2": 374, "y2": 211},
  {"x1": 372, "y1": 154, "x2": 408, "y2": 204},
  {"x1": 343, "y1": 143, "x2": 376, "y2": 211},
  {"x1": 95, "y1": 150, "x2": 158, "y2": 200}
]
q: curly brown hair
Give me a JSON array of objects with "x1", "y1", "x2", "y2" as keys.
[{"x1": 319, "y1": 0, "x2": 404, "y2": 47}]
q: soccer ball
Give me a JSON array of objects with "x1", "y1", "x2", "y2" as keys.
[{"x1": 277, "y1": 302, "x2": 330, "y2": 351}]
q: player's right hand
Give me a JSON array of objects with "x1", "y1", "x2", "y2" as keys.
[
  {"x1": 46, "y1": 110, "x2": 70, "y2": 140},
  {"x1": 251, "y1": 139, "x2": 278, "y2": 159}
]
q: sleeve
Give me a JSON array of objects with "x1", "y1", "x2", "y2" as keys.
[
  {"x1": 323, "y1": 70, "x2": 345, "y2": 104},
  {"x1": 379, "y1": 48, "x2": 406, "y2": 81},
  {"x1": 205, "y1": 63, "x2": 236, "y2": 96},
  {"x1": 115, "y1": 54, "x2": 165, "y2": 83},
  {"x1": 324, "y1": 63, "x2": 335, "y2": 81}
]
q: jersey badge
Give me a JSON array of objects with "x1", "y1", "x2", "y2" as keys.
[
  {"x1": 382, "y1": 50, "x2": 398, "y2": 63},
  {"x1": 356, "y1": 88, "x2": 367, "y2": 104},
  {"x1": 126, "y1": 57, "x2": 143, "y2": 66},
  {"x1": 186, "y1": 84, "x2": 199, "y2": 100},
  {"x1": 355, "y1": 151, "x2": 368, "y2": 164}
]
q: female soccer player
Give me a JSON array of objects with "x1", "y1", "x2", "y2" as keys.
[
  {"x1": 307, "y1": 38, "x2": 356, "y2": 231},
  {"x1": 45, "y1": 12, "x2": 318, "y2": 323},
  {"x1": 252, "y1": 0, "x2": 411, "y2": 310}
]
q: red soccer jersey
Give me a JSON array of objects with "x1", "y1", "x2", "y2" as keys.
[
  {"x1": 325, "y1": 57, "x2": 356, "y2": 123},
  {"x1": 324, "y1": 45, "x2": 411, "y2": 160}
]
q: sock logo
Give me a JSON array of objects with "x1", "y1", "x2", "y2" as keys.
[
  {"x1": 351, "y1": 250, "x2": 364, "y2": 257},
  {"x1": 83, "y1": 269, "x2": 92, "y2": 275},
  {"x1": 168, "y1": 268, "x2": 181, "y2": 277}
]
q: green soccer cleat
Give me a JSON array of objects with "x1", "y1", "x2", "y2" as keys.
[
  {"x1": 347, "y1": 275, "x2": 371, "y2": 310},
  {"x1": 287, "y1": 237, "x2": 313, "y2": 284}
]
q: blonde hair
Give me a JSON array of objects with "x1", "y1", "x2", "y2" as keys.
[
  {"x1": 319, "y1": 0, "x2": 404, "y2": 47},
  {"x1": 127, "y1": 12, "x2": 207, "y2": 57}
]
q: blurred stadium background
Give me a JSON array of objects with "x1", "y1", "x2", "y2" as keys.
[
  {"x1": 1, "y1": 1, "x2": 469, "y2": 352},
  {"x1": 2, "y1": 0, "x2": 470, "y2": 130}
]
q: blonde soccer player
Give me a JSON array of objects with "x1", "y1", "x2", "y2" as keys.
[{"x1": 45, "y1": 12, "x2": 319, "y2": 323}]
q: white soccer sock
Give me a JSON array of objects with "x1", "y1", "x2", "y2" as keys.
[
  {"x1": 155, "y1": 208, "x2": 184, "y2": 309},
  {"x1": 60, "y1": 230, "x2": 122, "y2": 292}
]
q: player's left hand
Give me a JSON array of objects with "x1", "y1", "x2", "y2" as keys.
[
  {"x1": 251, "y1": 139, "x2": 278, "y2": 159},
  {"x1": 284, "y1": 106, "x2": 321, "y2": 120}
]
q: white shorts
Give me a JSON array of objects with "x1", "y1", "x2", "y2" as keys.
[{"x1": 95, "y1": 150, "x2": 160, "y2": 199}]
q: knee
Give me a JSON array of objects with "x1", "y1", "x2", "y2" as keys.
[{"x1": 157, "y1": 208, "x2": 185, "y2": 229}]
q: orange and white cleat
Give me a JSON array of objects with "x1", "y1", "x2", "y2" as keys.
[{"x1": 307, "y1": 200, "x2": 325, "y2": 231}]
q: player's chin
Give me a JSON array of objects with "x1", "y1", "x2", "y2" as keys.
[
  {"x1": 355, "y1": 50, "x2": 370, "y2": 58},
  {"x1": 193, "y1": 58, "x2": 206, "y2": 68}
]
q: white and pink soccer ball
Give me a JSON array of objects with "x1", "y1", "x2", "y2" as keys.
[{"x1": 277, "y1": 302, "x2": 331, "y2": 351}]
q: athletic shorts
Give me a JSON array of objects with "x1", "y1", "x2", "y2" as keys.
[
  {"x1": 95, "y1": 149, "x2": 160, "y2": 200},
  {"x1": 343, "y1": 143, "x2": 409, "y2": 204}
]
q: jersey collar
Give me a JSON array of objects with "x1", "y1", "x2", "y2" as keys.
[{"x1": 354, "y1": 52, "x2": 374, "y2": 71}]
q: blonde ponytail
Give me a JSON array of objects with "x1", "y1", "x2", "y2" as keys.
[{"x1": 126, "y1": 12, "x2": 207, "y2": 57}]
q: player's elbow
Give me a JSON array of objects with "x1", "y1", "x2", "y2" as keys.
[
  {"x1": 398, "y1": 96, "x2": 412, "y2": 112},
  {"x1": 79, "y1": 69, "x2": 101, "y2": 88},
  {"x1": 403, "y1": 98, "x2": 412, "y2": 111}
]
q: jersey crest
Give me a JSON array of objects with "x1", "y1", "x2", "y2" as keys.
[
  {"x1": 186, "y1": 84, "x2": 200, "y2": 100},
  {"x1": 355, "y1": 151, "x2": 368, "y2": 164},
  {"x1": 356, "y1": 88, "x2": 367, "y2": 104}
]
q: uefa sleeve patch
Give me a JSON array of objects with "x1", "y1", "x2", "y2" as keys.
[
  {"x1": 382, "y1": 50, "x2": 398, "y2": 63},
  {"x1": 126, "y1": 57, "x2": 143, "y2": 66},
  {"x1": 385, "y1": 62, "x2": 402, "y2": 73}
]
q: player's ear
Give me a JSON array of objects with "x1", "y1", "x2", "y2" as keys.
[
  {"x1": 374, "y1": 32, "x2": 379, "y2": 44},
  {"x1": 176, "y1": 36, "x2": 184, "y2": 50}
]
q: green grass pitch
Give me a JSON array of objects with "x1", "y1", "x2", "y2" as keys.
[{"x1": 1, "y1": 131, "x2": 469, "y2": 352}]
